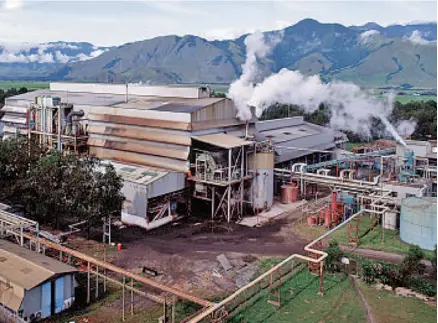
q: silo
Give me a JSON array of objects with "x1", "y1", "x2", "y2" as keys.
[
  {"x1": 400, "y1": 197, "x2": 437, "y2": 250},
  {"x1": 248, "y1": 152, "x2": 274, "y2": 212}
]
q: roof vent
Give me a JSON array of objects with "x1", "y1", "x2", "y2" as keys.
[{"x1": 20, "y1": 268, "x2": 32, "y2": 274}]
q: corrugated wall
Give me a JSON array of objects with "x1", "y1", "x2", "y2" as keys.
[{"x1": 400, "y1": 197, "x2": 437, "y2": 250}]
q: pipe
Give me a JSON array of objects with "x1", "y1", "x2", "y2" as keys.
[
  {"x1": 188, "y1": 209, "x2": 365, "y2": 323},
  {"x1": 66, "y1": 110, "x2": 84, "y2": 135},
  {"x1": 22, "y1": 233, "x2": 213, "y2": 307}
]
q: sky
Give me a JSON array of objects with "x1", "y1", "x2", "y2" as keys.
[{"x1": 0, "y1": 0, "x2": 436, "y2": 46}]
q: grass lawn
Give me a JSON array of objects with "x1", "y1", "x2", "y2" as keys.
[
  {"x1": 357, "y1": 280, "x2": 437, "y2": 323},
  {"x1": 0, "y1": 80, "x2": 49, "y2": 90},
  {"x1": 230, "y1": 271, "x2": 367, "y2": 323},
  {"x1": 395, "y1": 95, "x2": 437, "y2": 104},
  {"x1": 47, "y1": 285, "x2": 201, "y2": 323},
  {"x1": 292, "y1": 214, "x2": 434, "y2": 258}
]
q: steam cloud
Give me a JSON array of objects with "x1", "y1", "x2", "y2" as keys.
[{"x1": 228, "y1": 31, "x2": 417, "y2": 146}]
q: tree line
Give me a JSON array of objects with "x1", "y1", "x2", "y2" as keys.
[
  {"x1": 0, "y1": 137, "x2": 124, "y2": 235},
  {"x1": 260, "y1": 100, "x2": 437, "y2": 142}
]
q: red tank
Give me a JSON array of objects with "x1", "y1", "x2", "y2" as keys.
[
  {"x1": 290, "y1": 187, "x2": 299, "y2": 202},
  {"x1": 324, "y1": 207, "x2": 332, "y2": 228}
]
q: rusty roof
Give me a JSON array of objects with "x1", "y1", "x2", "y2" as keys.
[
  {"x1": 192, "y1": 133, "x2": 253, "y2": 149},
  {"x1": 0, "y1": 240, "x2": 77, "y2": 290}
]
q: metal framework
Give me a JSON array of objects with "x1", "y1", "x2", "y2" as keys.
[
  {"x1": 27, "y1": 99, "x2": 88, "y2": 154},
  {"x1": 189, "y1": 144, "x2": 253, "y2": 223}
]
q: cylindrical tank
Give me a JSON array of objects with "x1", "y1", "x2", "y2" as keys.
[
  {"x1": 249, "y1": 152, "x2": 274, "y2": 212},
  {"x1": 383, "y1": 211, "x2": 398, "y2": 230},
  {"x1": 324, "y1": 207, "x2": 332, "y2": 228},
  {"x1": 281, "y1": 185, "x2": 293, "y2": 204},
  {"x1": 290, "y1": 186, "x2": 299, "y2": 202},
  {"x1": 400, "y1": 197, "x2": 437, "y2": 250},
  {"x1": 307, "y1": 216, "x2": 316, "y2": 226}
]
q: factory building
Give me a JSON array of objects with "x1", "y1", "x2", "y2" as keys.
[
  {"x1": 0, "y1": 82, "x2": 346, "y2": 229},
  {"x1": 0, "y1": 240, "x2": 78, "y2": 321},
  {"x1": 256, "y1": 117, "x2": 347, "y2": 167}
]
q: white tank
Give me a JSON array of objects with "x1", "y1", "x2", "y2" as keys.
[{"x1": 248, "y1": 152, "x2": 274, "y2": 212}]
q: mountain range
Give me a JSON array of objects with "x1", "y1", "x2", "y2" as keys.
[{"x1": 0, "y1": 19, "x2": 436, "y2": 88}]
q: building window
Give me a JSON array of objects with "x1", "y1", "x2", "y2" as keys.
[
  {"x1": 391, "y1": 192, "x2": 398, "y2": 197},
  {"x1": 406, "y1": 193, "x2": 416, "y2": 198}
]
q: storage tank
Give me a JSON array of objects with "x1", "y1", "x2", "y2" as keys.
[
  {"x1": 249, "y1": 152, "x2": 274, "y2": 212},
  {"x1": 400, "y1": 197, "x2": 437, "y2": 250}
]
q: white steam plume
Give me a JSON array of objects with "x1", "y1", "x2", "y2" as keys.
[
  {"x1": 228, "y1": 30, "x2": 282, "y2": 120},
  {"x1": 228, "y1": 32, "x2": 411, "y2": 146}
]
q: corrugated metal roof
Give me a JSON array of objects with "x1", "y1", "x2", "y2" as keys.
[
  {"x1": 0, "y1": 240, "x2": 77, "y2": 290},
  {"x1": 256, "y1": 117, "x2": 305, "y2": 131},
  {"x1": 1, "y1": 287, "x2": 23, "y2": 311},
  {"x1": 88, "y1": 123, "x2": 191, "y2": 146},
  {"x1": 192, "y1": 133, "x2": 253, "y2": 149},
  {"x1": 88, "y1": 136, "x2": 189, "y2": 160},
  {"x1": 259, "y1": 124, "x2": 321, "y2": 144},
  {"x1": 106, "y1": 161, "x2": 169, "y2": 185},
  {"x1": 153, "y1": 98, "x2": 224, "y2": 113},
  {"x1": 90, "y1": 147, "x2": 189, "y2": 172}
]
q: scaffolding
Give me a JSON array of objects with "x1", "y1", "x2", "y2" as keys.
[
  {"x1": 27, "y1": 96, "x2": 88, "y2": 154},
  {"x1": 189, "y1": 141, "x2": 256, "y2": 223}
]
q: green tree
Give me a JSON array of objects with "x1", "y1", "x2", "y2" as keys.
[
  {"x1": 0, "y1": 137, "x2": 43, "y2": 202},
  {"x1": 399, "y1": 244, "x2": 425, "y2": 285},
  {"x1": 325, "y1": 240, "x2": 344, "y2": 272}
]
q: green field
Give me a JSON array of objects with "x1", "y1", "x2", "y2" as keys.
[
  {"x1": 395, "y1": 95, "x2": 437, "y2": 104},
  {"x1": 0, "y1": 80, "x2": 49, "y2": 90},
  {"x1": 292, "y1": 214, "x2": 434, "y2": 257},
  {"x1": 230, "y1": 271, "x2": 366, "y2": 323},
  {"x1": 357, "y1": 280, "x2": 437, "y2": 323},
  {"x1": 229, "y1": 269, "x2": 436, "y2": 323}
]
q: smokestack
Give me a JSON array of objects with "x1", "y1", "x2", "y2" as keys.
[{"x1": 125, "y1": 83, "x2": 128, "y2": 103}]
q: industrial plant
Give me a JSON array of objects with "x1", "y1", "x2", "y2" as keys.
[{"x1": 0, "y1": 82, "x2": 436, "y2": 322}]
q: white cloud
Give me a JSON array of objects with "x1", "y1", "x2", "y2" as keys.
[
  {"x1": 2, "y1": 0, "x2": 23, "y2": 10},
  {"x1": 407, "y1": 30, "x2": 432, "y2": 45},
  {"x1": 360, "y1": 29, "x2": 380, "y2": 40},
  {"x1": 75, "y1": 49, "x2": 107, "y2": 61},
  {"x1": 55, "y1": 50, "x2": 70, "y2": 63},
  {"x1": 0, "y1": 52, "x2": 27, "y2": 63},
  {"x1": 201, "y1": 28, "x2": 255, "y2": 41}
]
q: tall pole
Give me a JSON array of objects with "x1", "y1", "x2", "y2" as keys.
[
  {"x1": 57, "y1": 106, "x2": 62, "y2": 152},
  {"x1": 227, "y1": 148, "x2": 232, "y2": 223},
  {"x1": 122, "y1": 276, "x2": 125, "y2": 321},
  {"x1": 87, "y1": 262, "x2": 91, "y2": 304},
  {"x1": 240, "y1": 146, "x2": 245, "y2": 217}
]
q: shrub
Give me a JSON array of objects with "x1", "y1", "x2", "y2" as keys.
[
  {"x1": 408, "y1": 276, "x2": 437, "y2": 297},
  {"x1": 399, "y1": 245, "x2": 425, "y2": 285},
  {"x1": 325, "y1": 240, "x2": 343, "y2": 272}
]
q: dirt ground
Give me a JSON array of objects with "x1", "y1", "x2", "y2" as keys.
[{"x1": 106, "y1": 208, "x2": 307, "y2": 298}]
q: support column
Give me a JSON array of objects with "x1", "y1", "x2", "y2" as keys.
[
  {"x1": 227, "y1": 146, "x2": 232, "y2": 223},
  {"x1": 318, "y1": 262, "x2": 324, "y2": 296},
  {"x1": 211, "y1": 187, "x2": 215, "y2": 220},
  {"x1": 227, "y1": 185, "x2": 231, "y2": 223},
  {"x1": 103, "y1": 247, "x2": 107, "y2": 293},
  {"x1": 240, "y1": 146, "x2": 244, "y2": 217},
  {"x1": 20, "y1": 224, "x2": 23, "y2": 247},
  {"x1": 95, "y1": 265, "x2": 99, "y2": 300},
  {"x1": 122, "y1": 276, "x2": 125, "y2": 321},
  {"x1": 130, "y1": 279, "x2": 134, "y2": 315},
  {"x1": 87, "y1": 262, "x2": 91, "y2": 304}
]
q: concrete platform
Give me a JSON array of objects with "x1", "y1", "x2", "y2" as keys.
[{"x1": 238, "y1": 200, "x2": 307, "y2": 227}]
